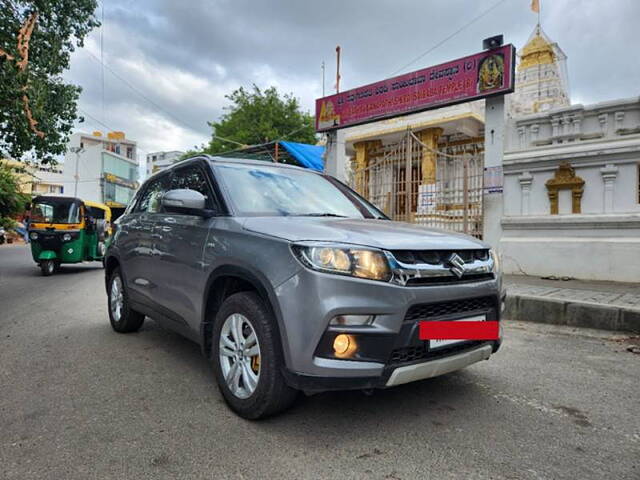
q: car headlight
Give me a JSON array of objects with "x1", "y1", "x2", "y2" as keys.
[
  {"x1": 292, "y1": 244, "x2": 391, "y2": 282},
  {"x1": 29, "y1": 231, "x2": 38, "y2": 240},
  {"x1": 490, "y1": 248, "x2": 501, "y2": 274},
  {"x1": 62, "y1": 233, "x2": 72, "y2": 242}
]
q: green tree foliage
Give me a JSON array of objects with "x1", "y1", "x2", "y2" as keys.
[
  {"x1": 0, "y1": 161, "x2": 29, "y2": 229},
  {"x1": 0, "y1": 0, "x2": 99, "y2": 164},
  {"x1": 205, "y1": 85, "x2": 316, "y2": 154}
]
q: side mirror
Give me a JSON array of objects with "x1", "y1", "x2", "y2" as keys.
[
  {"x1": 161, "y1": 189, "x2": 213, "y2": 217},
  {"x1": 25, "y1": 202, "x2": 32, "y2": 211}
]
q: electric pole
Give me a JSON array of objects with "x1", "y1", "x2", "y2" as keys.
[{"x1": 70, "y1": 147, "x2": 84, "y2": 198}]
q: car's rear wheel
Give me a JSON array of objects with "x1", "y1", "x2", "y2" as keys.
[
  {"x1": 108, "y1": 267, "x2": 145, "y2": 333},
  {"x1": 212, "y1": 292, "x2": 298, "y2": 419}
]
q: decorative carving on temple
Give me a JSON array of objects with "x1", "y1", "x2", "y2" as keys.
[{"x1": 545, "y1": 162, "x2": 585, "y2": 214}]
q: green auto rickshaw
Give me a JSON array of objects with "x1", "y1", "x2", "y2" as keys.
[{"x1": 27, "y1": 196, "x2": 112, "y2": 276}]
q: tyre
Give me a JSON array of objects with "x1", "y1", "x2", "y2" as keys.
[
  {"x1": 40, "y1": 259, "x2": 55, "y2": 276},
  {"x1": 211, "y1": 292, "x2": 298, "y2": 419},
  {"x1": 107, "y1": 267, "x2": 145, "y2": 333}
]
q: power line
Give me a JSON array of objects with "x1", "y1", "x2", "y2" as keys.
[
  {"x1": 100, "y1": 0, "x2": 105, "y2": 125},
  {"x1": 82, "y1": 49, "x2": 244, "y2": 148},
  {"x1": 388, "y1": 0, "x2": 508, "y2": 77}
]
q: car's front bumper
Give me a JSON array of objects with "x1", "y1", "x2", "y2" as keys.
[
  {"x1": 274, "y1": 266, "x2": 504, "y2": 391},
  {"x1": 282, "y1": 342, "x2": 495, "y2": 392}
]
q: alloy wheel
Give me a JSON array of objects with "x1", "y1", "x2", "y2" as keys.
[
  {"x1": 219, "y1": 313, "x2": 261, "y2": 399},
  {"x1": 110, "y1": 276, "x2": 124, "y2": 322}
]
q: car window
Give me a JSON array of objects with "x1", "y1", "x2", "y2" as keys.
[
  {"x1": 214, "y1": 163, "x2": 371, "y2": 218},
  {"x1": 170, "y1": 165, "x2": 214, "y2": 209},
  {"x1": 135, "y1": 174, "x2": 170, "y2": 213}
]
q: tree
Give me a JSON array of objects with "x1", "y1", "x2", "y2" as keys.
[
  {"x1": 205, "y1": 85, "x2": 316, "y2": 154},
  {"x1": 0, "y1": 161, "x2": 29, "y2": 229},
  {"x1": 0, "y1": 0, "x2": 100, "y2": 164}
]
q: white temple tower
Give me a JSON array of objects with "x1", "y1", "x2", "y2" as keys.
[{"x1": 510, "y1": 25, "x2": 570, "y2": 116}]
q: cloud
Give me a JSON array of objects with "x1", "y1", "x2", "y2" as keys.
[{"x1": 63, "y1": 0, "x2": 640, "y2": 159}]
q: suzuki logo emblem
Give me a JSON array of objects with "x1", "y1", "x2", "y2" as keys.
[{"x1": 447, "y1": 253, "x2": 465, "y2": 278}]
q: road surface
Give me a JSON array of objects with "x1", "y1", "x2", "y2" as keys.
[{"x1": 1, "y1": 244, "x2": 638, "y2": 479}]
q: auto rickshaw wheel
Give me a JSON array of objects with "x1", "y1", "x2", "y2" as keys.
[{"x1": 40, "y1": 260, "x2": 55, "y2": 276}]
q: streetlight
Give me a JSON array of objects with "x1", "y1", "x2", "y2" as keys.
[{"x1": 69, "y1": 146, "x2": 84, "y2": 198}]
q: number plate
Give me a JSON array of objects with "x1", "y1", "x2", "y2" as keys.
[{"x1": 428, "y1": 314, "x2": 486, "y2": 350}]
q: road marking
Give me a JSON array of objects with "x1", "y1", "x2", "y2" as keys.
[{"x1": 461, "y1": 377, "x2": 639, "y2": 444}]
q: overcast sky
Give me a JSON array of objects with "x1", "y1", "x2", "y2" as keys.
[{"x1": 64, "y1": 0, "x2": 640, "y2": 160}]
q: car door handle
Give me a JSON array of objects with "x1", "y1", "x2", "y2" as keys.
[{"x1": 161, "y1": 226, "x2": 172, "y2": 232}]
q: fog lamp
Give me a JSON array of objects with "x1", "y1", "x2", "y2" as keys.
[
  {"x1": 333, "y1": 334, "x2": 357, "y2": 358},
  {"x1": 330, "y1": 314, "x2": 374, "y2": 326}
]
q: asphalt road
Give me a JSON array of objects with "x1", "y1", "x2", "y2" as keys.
[{"x1": 1, "y1": 244, "x2": 638, "y2": 480}]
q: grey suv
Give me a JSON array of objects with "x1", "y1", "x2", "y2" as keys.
[{"x1": 105, "y1": 156, "x2": 503, "y2": 419}]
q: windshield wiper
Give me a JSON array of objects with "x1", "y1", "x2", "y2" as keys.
[{"x1": 295, "y1": 213, "x2": 348, "y2": 218}]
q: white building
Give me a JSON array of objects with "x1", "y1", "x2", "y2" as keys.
[
  {"x1": 146, "y1": 150, "x2": 184, "y2": 177},
  {"x1": 31, "y1": 163, "x2": 64, "y2": 195},
  {"x1": 60, "y1": 131, "x2": 139, "y2": 207},
  {"x1": 497, "y1": 24, "x2": 640, "y2": 282},
  {"x1": 501, "y1": 97, "x2": 640, "y2": 282}
]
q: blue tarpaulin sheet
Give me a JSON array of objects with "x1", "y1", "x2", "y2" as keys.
[{"x1": 279, "y1": 141, "x2": 324, "y2": 171}]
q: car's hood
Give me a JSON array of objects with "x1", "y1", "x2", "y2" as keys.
[{"x1": 242, "y1": 217, "x2": 487, "y2": 250}]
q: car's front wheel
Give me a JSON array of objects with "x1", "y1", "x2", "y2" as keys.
[
  {"x1": 212, "y1": 292, "x2": 298, "y2": 419},
  {"x1": 108, "y1": 267, "x2": 145, "y2": 333}
]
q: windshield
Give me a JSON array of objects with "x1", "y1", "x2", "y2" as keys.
[
  {"x1": 31, "y1": 199, "x2": 81, "y2": 224},
  {"x1": 215, "y1": 163, "x2": 378, "y2": 218}
]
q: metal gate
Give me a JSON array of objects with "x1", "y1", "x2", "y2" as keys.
[{"x1": 351, "y1": 130, "x2": 484, "y2": 238}]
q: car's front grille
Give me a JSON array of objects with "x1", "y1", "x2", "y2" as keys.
[
  {"x1": 388, "y1": 341, "x2": 483, "y2": 365},
  {"x1": 385, "y1": 296, "x2": 497, "y2": 366},
  {"x1": 391, "y1": 249, "x2": 489, "y2": 265},
  {"x1": 404, "y1": 296, "x2": 495, "y2": 322},
  {"x1": 405, "y1": 273, "x2": 494, "y2": 286}
]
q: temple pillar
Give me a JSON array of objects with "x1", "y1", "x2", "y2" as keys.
[
  {"x1": 518, "y1": 171, "x2": 533, "y2": 215},
  {"x1": 351, "y1": 140, "x2": 381, "y2": 196},
  {"x1": 600, "y1": 164, "x2": 618, "y2": 213},
  {"x1": 417, "y1": 128, "x2": 443, "y2": 185}
]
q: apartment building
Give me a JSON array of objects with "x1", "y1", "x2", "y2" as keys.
[{"x1": 60, "y1": 131, "x2": 139, "y2": 207}]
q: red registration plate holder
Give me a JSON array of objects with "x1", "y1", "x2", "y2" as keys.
[{"x1": 419, "y1": 316, "x2": 499, "y2": 349}]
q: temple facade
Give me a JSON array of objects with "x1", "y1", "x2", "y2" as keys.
[{"x1": 501, "y1": 39, "x2": 640, "y2": 281}]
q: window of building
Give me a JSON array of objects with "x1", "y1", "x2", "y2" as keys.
[
  {"x1": 103, "y1": 153, "x2": 138, "y2": 181},
  {"x1": 126, "y1": 146, "x2": 133, "y2": 159},
  {"x1": 104, "y1": 182, "x2": 136, "y2": 206}
]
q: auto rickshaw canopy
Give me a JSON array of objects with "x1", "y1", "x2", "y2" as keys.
[{"x1": 83, "y1": 200, "x2": 112, "y2": 222}]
